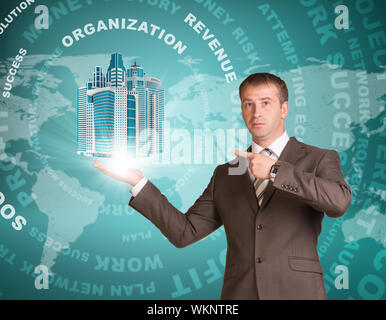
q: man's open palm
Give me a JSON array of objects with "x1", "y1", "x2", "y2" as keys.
[{"x1": 93, "y1": 159, "x2": 143, "y2": 186}]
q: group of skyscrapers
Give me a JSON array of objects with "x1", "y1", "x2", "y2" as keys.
[{"x1": 77, "y1": 53, "x2": 165, "y2": 158}]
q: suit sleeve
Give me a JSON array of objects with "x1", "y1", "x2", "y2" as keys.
[
  {"x1": 128, "y1": 166, "x2": 222, "y2": 248},
  {"x1": 272, "y1": 150, "x2": 352, "y2": 218}
]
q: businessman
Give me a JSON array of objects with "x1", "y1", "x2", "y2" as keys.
[{"x1": 93, "y1": 73, "x2": 352, "y2": 300}]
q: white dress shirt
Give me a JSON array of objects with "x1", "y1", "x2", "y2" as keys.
[
  {"x1": 130, "y1": 175, "x2": 148, "y2": 197},
  {"x1": 248, "y1": 130, "x2": 290, "y2": 183},
  {"x1": 130, "y1": 131, "x2": 290, "y2": 197}
]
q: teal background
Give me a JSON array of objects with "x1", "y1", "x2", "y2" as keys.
[{"x1": 0, "y1": 0, "x2": 385, "y2": 299}]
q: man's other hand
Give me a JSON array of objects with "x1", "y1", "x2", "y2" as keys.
[{"x1": 233, "y1": 150, "x2": 276, "y2": 180}]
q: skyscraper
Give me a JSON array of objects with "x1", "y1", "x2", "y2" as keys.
[
  {"x1": 76, "y1": 53, "x2": 165, "y2": 158},
  {"x1": 106, "y1": 53, "x2": 126, "y2": 88},
  {"x1": 127, "y1": 61, "x2": 165, "y2": 156},
  {"x1": 76, "y1": 86, "x2": 87, "y2": 154}
]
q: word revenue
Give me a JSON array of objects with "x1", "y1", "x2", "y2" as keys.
[{"x1": 183, "y1": 12, "x2": 237, "y2": 83}]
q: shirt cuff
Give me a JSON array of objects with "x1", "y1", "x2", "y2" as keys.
[{"x1": 130, "y1": 177, "x2": 148, "y2": 197}]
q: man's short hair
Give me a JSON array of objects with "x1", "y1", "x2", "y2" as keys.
[{"x1": 239, "y1": 73, "x2": 288, "y2": 106}]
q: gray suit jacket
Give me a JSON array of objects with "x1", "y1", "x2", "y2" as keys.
[{"x1": 128, "y1": 136, "x2": 352, "y2": 300}]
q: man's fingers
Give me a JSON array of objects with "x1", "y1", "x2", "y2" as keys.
[
  {"x1": 93, "y1": 160, "x2": 116, "y2": 178},
  {"x1": 93, "y1": 160, "x2": 106, "y2": 171},
  {"x1": 233, "y1": 150, "x2": 255, "y2": 159},
  {"x1": 92, "y1": 160, "x2": 101, "y2": 168}
]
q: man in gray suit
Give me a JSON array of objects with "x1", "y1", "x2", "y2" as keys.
[{"x1": 93, "y1": 73, "x2": 352, "y2": 300}]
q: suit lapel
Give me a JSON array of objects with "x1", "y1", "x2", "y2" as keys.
[{"x1": 234, "y1": 136, "x2": 306, "y2": 215}]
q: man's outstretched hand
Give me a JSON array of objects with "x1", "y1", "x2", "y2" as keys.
[{"x1": 92, "y1": 159, "x2": 143, "y2": 186}]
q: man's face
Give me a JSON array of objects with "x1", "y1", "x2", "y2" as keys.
[{"x1": 240, "y1": 83, "x2": 288, "y2": 142}]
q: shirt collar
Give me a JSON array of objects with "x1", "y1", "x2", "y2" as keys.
[{"x1": 251, "y1": 131, "x2": 290, "y2": 158}]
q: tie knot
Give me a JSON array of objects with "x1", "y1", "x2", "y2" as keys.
[{"x1": 260, "y1": 148, "x2": 273, "y2": 156}]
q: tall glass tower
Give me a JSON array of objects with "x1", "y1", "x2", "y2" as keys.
[
  {"x1": 76, "y1": 86, "x2": 87, "y2": 155},
  {"x1": 76, "y1": 53, "x2": 165, "y2": 158},
  {"x1": 88, "y1": 66, "x2": 106, "y2": 89},
  {"x1": 106, "y1": 53, "x2": 126, "y2": 87},
  {"x1": 93, "y1": 89, "x2": 115, "y2": 156}
]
